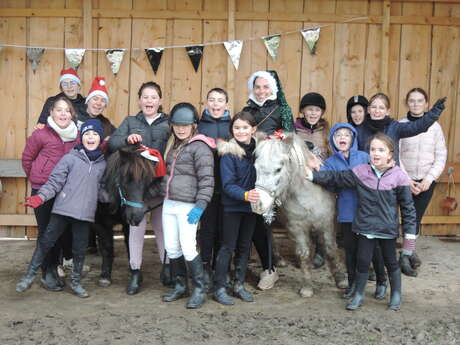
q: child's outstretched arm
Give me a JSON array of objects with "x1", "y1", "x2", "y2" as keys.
[{"x1": 306, "y1": 169, "x2": 358, "y2": 190}]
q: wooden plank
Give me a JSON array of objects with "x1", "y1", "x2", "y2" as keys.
[
  {"x1": 0, "y1": 160, "x2": 26, "y2": 177},
  {"x1": 421, "y1": 225, "x2": 460, "y2": 236},
  {"x1": 303, "y1": 0, "x2": 336, "y2": 13},
  {"x1": 226, "y1": 0, "x2": 235, "y2": 113},
  {"x1": 438, "y1": 163, "x2": 460, "y2": 183},
  {"x1": 81, "y1": 0, "x2": 93, "y2": 94},
  {"x1": 0, "y1": 214, "x2": 37, "y2": 226},
  {"x1": 379, "y1": 0, "x2": 391, "y2": 94},
  {"x1": 387, "y1": 2, "x2": 402, "y2": 111},
  {"x1": 0, "y1": 8, "x2": 81, "y2": 17}
]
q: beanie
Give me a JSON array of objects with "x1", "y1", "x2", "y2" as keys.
[
  {"x1": 86, "y1": 77, "x2": 109, "y2": 104},
  {"x1": 59, "y1": 68, "x2": 80, "y2": 85},
  {"x1": 346, "y1": 95, "x2": 369, "y2": 123},
  {"x1": 299, "y1": 92, "x2": 326, "y2": 111},
  {"x1": 80, "y1": 119, "x2": 104, "y2": 141}
]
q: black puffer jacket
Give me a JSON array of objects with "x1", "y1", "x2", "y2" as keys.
[
  {"x1": 108, "y1": 112, "x2": 170, "y2": 155},
  {"x1": 242, "y1": 99, "x2": 293, "y2": 135},
  {"x1": 163, "y1": 134, "x2": 215, "y2": 209},
  {"x1": 37, "y1": 92, "x2": 88, "y2": 124}
]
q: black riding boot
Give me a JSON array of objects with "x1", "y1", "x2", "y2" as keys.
[
  {"x1": 346, "y1": 272, "x2": 368, "y2": 310},
  {"x1": 126, "y1": 269, "x2": 143, "y2": 295},
  {"x1": 41, "y1": 265, "x2": 64, "y2": 291},
  {"x1": 98, "y1": 255, "x2": 113, "y2": 288},
  {"x1": 374, "y1": 281, "x2": 387, "y2": 300},
  {"x1": 342, "y1": 272, "x2": 356, "y2": 299},
  {"x1": 16, "y1": 244, "x2": 47, "y2": 292},
  {"x1": 163, "y1": 256, "x2": 188, "y2": 302},
  {"x1": 388, "y1": 268, "x2": 402, "y2": 310},
  {"x1": 185, "y1": 255, "x2": 206, "y2": 309},
  {"x1": 213, "y1": 248, "x2": 234, "y2": 305},
  {"x1": 202, "y1": 261, "x2": 213, "y2": 293},
  {"x1": 70, "y1": 256, "x2": 89, "y2": 298},
  {"x1": 233, "y1": 254, "x2": 253, "y2": 302}
]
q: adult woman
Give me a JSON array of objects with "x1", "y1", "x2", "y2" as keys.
[
  {"x1": 399, "y1": 88, "x2": 447, "y2": 273},
  {"x1": 108, "y1": 81, "x2": 170, "y2": 295},
  {"x1": 22, "y1": 97, "x2": 79, "y2": 291},
  {"x1": 242, "y1": 70, "x2": 295, "y2": 290}
]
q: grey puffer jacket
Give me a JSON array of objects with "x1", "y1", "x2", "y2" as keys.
[
  {"x1": 37, "y1": 148, "x2": 106, "y2": 222},
  {"x1": 108, "y1": 111, "x2": 170, "y2": 155},
  {"x1": 163, "y1": 134, "x2": 215, "y2": 209}
]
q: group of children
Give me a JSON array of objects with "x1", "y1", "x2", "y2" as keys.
[{"x1": 16, "y1": 68, "x2": 447, "y2": 312}]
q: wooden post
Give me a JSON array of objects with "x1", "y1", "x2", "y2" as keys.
[
  {"x1": 82, "y1": 0, "x2": 92, "y2": 90},
  {"x1": 380, "y1": 0, "x2": 391, "y2": 94},
  {"x1": 227, "y1": 0, "x2": 235, "y2": 114}
]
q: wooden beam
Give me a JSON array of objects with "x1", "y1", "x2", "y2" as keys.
[
  {"x1": 0, "y1": 160, "x2": 25, "y2": 178},
  {"x1": 227, "y1": 0, "x2": 235, "y2": 114},
  {"x1": 421, "y1": 216, "x2": 460, "y2": 224},
  {"x1": 0, "y1": 214, "x2": 36, "y2": 226},
  {"x1": 82, "y1": 0, "x2": 92, "y2": 90},
  {"x1": 91, "y1": 9, "x2": 227, "y2": 20},
  {"x1": 380, "y1": 0, "x2": 391, "y2": 94},
  {"x1": 0, "y1": 8, "x2": 81, "y2": 17}
]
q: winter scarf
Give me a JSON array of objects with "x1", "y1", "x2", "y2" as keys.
[
  {"x1": 364, "y1": 115, "x2": 393, "y2": 133},
  {"x1": 47, "y1": 116, "x2": 78, "y2": 142}
]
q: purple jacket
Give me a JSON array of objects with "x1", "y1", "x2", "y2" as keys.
[{"x1": 22, "y1": 126, "x2": 79, "y2": 190}]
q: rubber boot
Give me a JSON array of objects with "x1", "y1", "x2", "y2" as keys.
[
  {"x1": 233, "y1": 254, "x2": 253, "y2": 302},
  {"x1": 41, "y1": 265, "x2": 64, "y2": 291},
  {"x1": 346, "y1": 272, "x2": 368, "y2": 310},
  {"x1": 214, "y1": 287, "x2": 234, "y2": 305},
  {"x1": 98, "y1": 255, "x2": 113, "y2": 288},
  {"x1": 16, "y1": 244, "x2": 47, "y2": 292},
  {"x1": 374, "y1": 282, "x2": 387, "y2": 300},
  {"x1": 342, "y1": 272, "x2": 356, "y2": 299},
  {"x1": 126, "y1": 269, "x2": 143, "y2": 295},
  {"x1": 70, "y1": 256, "x2": 89, "y2": 298},
  {"x1": 185, "y1": 255, "x2": 206, "y2": 309},
  {"x1": 163, "y1": 256, "x2": 188, "y2": 302},
  {"x1": 160, "y1": 263, "x2": 174, "y2": 288},
  {"x1": 202, "y1": 261, "x2": 213, "y2": 293},
  {"x1": 388, "y1": 268, "x2": 402, "y2": 311}
]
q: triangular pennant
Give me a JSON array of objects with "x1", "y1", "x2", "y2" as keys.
[
  {"x1": 27, "y1": 47, "x2": 45, "y2": 73},
  {"x1": 185, "y1": 45, "x2": 204, "y2": 72},
  {"x1": 300, "y1": 27, "x2": 320, "y2": 55},
  {"x1": 224, "y1": 40, "x2": 243, "y2": 70},
  {"x1": 262, "y1": 35, "x2": 281, "y2": 61},
  {"x1": 145, "y1": 48, "x2": 164, "y2": 74},
  {"x1": 65, "y1": 49, "x2": 86, "y2": 70},
  {"x1": 105, "y1": 49, "x2": 125, "y2": 75}
]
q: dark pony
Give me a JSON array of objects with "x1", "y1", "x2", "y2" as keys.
[{"x1": 92, "y1": 144, "x2": 161, "y2": 287}]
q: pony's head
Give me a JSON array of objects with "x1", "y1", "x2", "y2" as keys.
[
  {"x1": 103, "y1": 144, "x2": 160, "y2": 225},
  {"x1": 253, "y1": 131, "x2": 318, "y2": 221}
]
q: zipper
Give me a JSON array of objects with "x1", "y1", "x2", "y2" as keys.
[{"x1": 165, "y1": 146, "x2": 183, "y2": 199}]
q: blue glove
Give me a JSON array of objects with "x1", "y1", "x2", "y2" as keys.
[{"x1": 187, "y1": 206, "x2": 204, "y2": 224}]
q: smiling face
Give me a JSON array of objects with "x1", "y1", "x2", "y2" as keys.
[
  {"x1": 253, "y1": 77, "x2": 273, "y2": 103},
  {"x1": 369, "y1": 138, "x2": 392, "y2": 170},
  {"x1": 87, "y1": 95, "x2": 107, "y2": 117},
  {"x1": 82, "y1": 130, "x2": 101, "y2": 151},
  {"x1": 206, "y1": 91, "x2": 228, "y2": 119},
  {"x1": 350, "y1": 104, "x2": 366, "y2": 125},
  {"x1": 301, "y1": 105, "x2": 323, "y2": 126},
  {"x1": 368, "y1": 98, "x2": 389, "y2": 120},
  {"x1": 232, "y1": 118, "x2": 256, "y2": 145},
  {"x1": 139, "y1": 87, "x2": 162, "y2": 117},
  {"x1": 60, "y1": 78, "x2": 80, "y2": 100},
  {"x1": 407, "y1": 91, "x2": 428, "y2": 117},
  {"x1": 172, "y1": 124, "x2": 194, "y2": 140},
  {"x1": 333, "y1": 127, "x2": 353, "y2": 153},
  {"x1": 50, "y1": 99, "x2": 73, "y2": 129}
]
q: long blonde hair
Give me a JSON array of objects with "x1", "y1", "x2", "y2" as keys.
[{"x1": 163, "y1": 124, "x2": 198, "y2": 159}]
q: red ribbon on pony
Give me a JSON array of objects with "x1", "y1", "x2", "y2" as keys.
[{"x1": 137, "y1": 144, "x2": 167, "y2": 177}]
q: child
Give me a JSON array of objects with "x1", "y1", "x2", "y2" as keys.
[
  {"x1": 197, "y1": 88, "x2": 231, "y2": 290},
  {"x1": 346, "y1": 95, "x2": 368, "y2": 127},
  {"x1": 213, "y1": 111, "x2": 259, "y2": 305},
  {"x1": 307, "y1": 133, "x2": 417, "y2": 311},
  {"x1": 161, "y1": 103, "x2": 215, "y2": 309},
  {"x1": 295, "y1": 92, "x2": 330, "y2": 160},
  {"x1": 16, "y1": 119, "x2": 107, "y2": 298}
]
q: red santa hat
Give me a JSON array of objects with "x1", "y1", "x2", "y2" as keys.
[
  {"x1": 59, "y1": 68, "x2": 80, "y2": 85},
  {"x1": 85, "y1": 77, "x2": 109, "y2": 104}
]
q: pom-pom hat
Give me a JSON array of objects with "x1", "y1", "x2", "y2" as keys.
[
  {"x1": 59, "y1": 68, "x2": 80, "y2": 85},
  {"x1": 86, "y1": 77, "x2": 109, "y2": 104}
]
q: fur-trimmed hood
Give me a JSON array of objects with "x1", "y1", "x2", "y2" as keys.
[{"x1": 217, "y1": 138, "x2": 247, "y2": 158}]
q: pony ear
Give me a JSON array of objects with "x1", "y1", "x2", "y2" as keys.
[{"x1": 255, "y1": 131, "x2": 268, "y2": 142}]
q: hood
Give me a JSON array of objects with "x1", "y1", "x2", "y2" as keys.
[
  {"x1": 200, "y1": 110, "x2": 231, "y2": 123},
  {"x1": 217, "y1": 138, "x2": 245, "y2": 158},
  {"x1": 328, "y1": 122, "x2": 358, "y2": 154},
  {"x1": 189, "y1": 134, "x2": 216, "y2": 149}
]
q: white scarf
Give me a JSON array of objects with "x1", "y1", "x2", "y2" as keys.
[
  {"x1": 47, "y1": 116, "x2": 78, "y2": 142},
  {"x1": 249, "y1": 93, "x2": 277, "y2": 107}
]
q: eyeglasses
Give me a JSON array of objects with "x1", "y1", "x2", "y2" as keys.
[
  {"x1": 61, "y1": 81, "x2": 78, "y2": 87},
  {"x1": 333, "y1": 133, "x2": 352, "y2": 138}
]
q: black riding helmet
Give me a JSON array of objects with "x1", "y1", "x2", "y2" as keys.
[
  {"x1": 169, "y1": 102, "x2": 199, "y2": 125},
  {"x1": 346, "y1": 95, "x2": 369, "y2": 125}
]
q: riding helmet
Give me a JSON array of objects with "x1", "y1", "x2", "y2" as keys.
[
  {"x1": 169, "y1": 102, "x2": 199, "y2": 125},
  {"x1": 299, "y1": 92, "x2": 326, "y2": 112}
]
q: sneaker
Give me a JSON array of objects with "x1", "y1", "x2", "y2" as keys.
[
  {"x1": 57, "y1": 265, "x2": 66, "y2": 278},
  {"x1": 257, "y1": 268, "x2": 279, "y2": 290}
]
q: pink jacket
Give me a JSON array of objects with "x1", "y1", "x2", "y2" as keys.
[
  {"x1": 399, "y1": 118, "x2": 447, "y2": 182},
  {"x1": 22, "y1": 126, "x2": 79, "y2": 190}
]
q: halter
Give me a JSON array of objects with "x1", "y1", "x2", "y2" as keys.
[{"x1": 118, "y1": 186, "x2": 144, "y2": 209}]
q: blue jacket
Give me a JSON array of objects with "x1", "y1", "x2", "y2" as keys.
[
  {"x1": 218, "y1": 139, "x2": 256, "y2": 213},
  {"x1": 321, "y1": 123, "x2": 369, "y2": 223},
  {"x1": 197, "y1": 110, "x2": 231, "y2": 140}
]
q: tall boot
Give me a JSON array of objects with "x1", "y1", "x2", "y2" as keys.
[
  {"x1": 41, "y1": 265, "x2": 64, "y2": 291},
  {"x1": 98, "y1": 255, "x2": 113, "y2": 288},
  {"x1": 70, "y1": 256, "x2": 89, "y2": 298},
  {"x1": 388, "y1": 268, "x2": 402, "y2": 311},
  {"x1": 342, "y1": 272, "x2": 356, "y2": 299},
  {"x1": 374, "y1": 281, "x2": 387, "y2": 300},
  {"x1": 126, "y1": 269, "x2": 143, "y2": 295},
  {"x1": 346, "y1": 272, "x2": 368, "y2": 310},
  {"x1": 163, "y1": 256, "x2": 188, "y2": 302},
  {"x1": 202, "y1": 261, "x2": 213, "y2": 293},
  {"x1": 16, "y1": 244, "x2": 47, "y2": 292},
  {"x1": 233, "y1": 254, "x2": 253, "y2": 302},
  {"x1": 185, "y1": 255, "x2": 206, "y2": 309},
  {"x1": 213, "y1": 248, "x2": 234, "y2": 306}
]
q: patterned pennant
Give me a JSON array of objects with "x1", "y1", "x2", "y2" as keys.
[
  {"x1": 145, "y1": 48, "x2": 164, "y2": 75},
  {"x1": 65, "y1": 49, "x2": 86, "y2": 70},
  {"x1": 301, "y1": 27, "x2": 320, "y2": 55},
  {"x1": 105, "y1": 49, "x2": 125, "y2": 75},
  {"x1": 185, "y1": 45, "x2": 204, "y2": 72},
  {"x1": 262, "y1": 35, "x2": 281, "y2": 61},
  {"x1": 27, "y1": 47, "x2": 45, "y2": 73},
  {"x1": 224, "y1": 40, "x2": 243, "y2": 70}
]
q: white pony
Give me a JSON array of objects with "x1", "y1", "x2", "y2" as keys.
[{"x1": 252, "y1": 131, "x2": 347, "y2": 297}]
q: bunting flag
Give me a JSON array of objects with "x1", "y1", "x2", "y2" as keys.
[
  {"x1": 301, "y1": 28, "x2": 320, "y2": 54},
  {"x1": 262, "y1": 35, "x2": 281, "y2": 61},
  {"x1": 145, "y1": 48, "x2": 164, "y2": 74},
  {"x1": 65, "y1": 48, "x2": 86, "y2": 70},
  {"x1": 185, "y1": 45, "x2": 204, "y2": 72},
  {"x1": 105, "y1": 49, "x2": 125, "y2": 75},
  {"x1": 224, "y1": 40, "x2": 243, "y2": 70},
  {"x1": 27, "y1": 48, "x2": 45, "y2": 73}
]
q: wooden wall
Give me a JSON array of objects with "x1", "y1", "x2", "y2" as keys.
[{"x1": 1, "y1": 0, "x2": 460, "y2": 237}]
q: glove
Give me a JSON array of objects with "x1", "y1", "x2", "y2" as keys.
[
  {"x1": 432, "y1": 97, "x2": 447, "y2": 112},
  {"x1": 25, "y1": 195, "x2": 44, "y2": 209},
  {"x1": 187, "y1": 206, "x2": 204, "y2": 225},
  {"x1": 399, "y1": 252, "x2": 417, "y2": 277}
]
